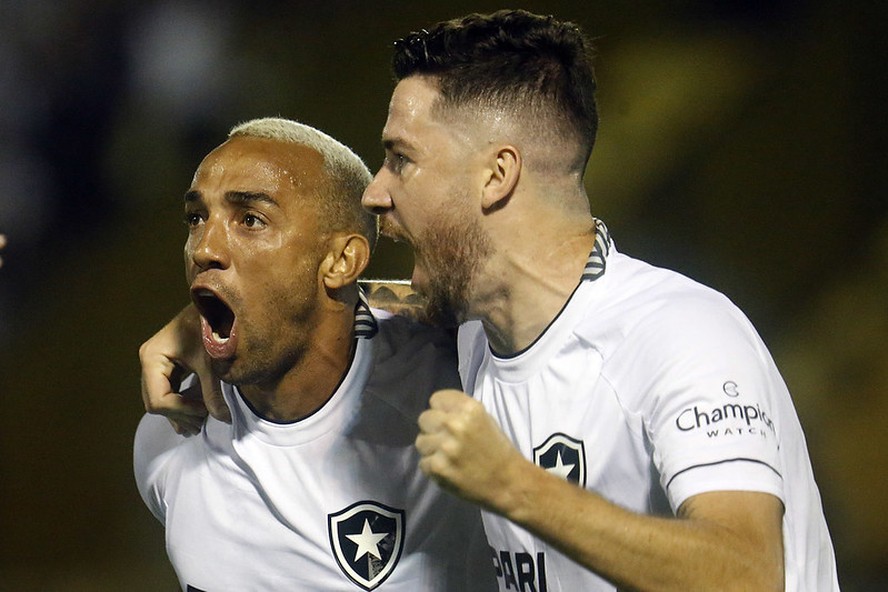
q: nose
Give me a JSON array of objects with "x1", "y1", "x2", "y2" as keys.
[
  {"x1": 189, "y1": 217, "x2": 230, "y2": 271},
  {"x1": 361, "y1": 170, "x2": 393, "y2": 215}
]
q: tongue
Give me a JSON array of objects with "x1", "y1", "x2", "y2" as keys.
[{"x1": 201, "y1": 315, "x2": 238, "y2": 360}]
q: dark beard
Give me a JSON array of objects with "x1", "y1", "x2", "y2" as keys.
[{"x1": 416, "y1": 212, "x2": 492, "y2": 328}]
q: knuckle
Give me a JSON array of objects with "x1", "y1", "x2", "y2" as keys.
[
  {"x1": 427, "y1": 455, "x2": 449, "y2": 478},
  {"x1": 440, "y1": 436, "x2": 462, "y2": 459},
  {"x1": 465, "y1": 397, "x2": 484, "y2": 417}
]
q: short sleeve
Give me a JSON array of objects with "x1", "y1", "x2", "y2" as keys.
[
  {"x1": 133, "y1": 413, "x2": 185, "y2": 522},
  {"x1": 612, "y1": 292, "x2": 785, "y2": 511}
]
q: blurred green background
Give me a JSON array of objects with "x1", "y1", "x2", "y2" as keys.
[{"x1": 0, "y1": 1, "x2": 885, "y2": 589}]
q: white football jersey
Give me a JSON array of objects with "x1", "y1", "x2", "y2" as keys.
[
  {"x1": 135, "y1": 310, "x2": 495, "y2": 591},
  {"x1": 458, "y1": 222, "x2": 839, "y2": 591}
]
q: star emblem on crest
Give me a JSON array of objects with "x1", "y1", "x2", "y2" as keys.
[
  {"x1": 533, "y1": 432, "x2": 586, "y2": 487},
  {"x1": 546, "y1": 450, "x2": 577, "y2": 480},
  {"x1": 346, "y1": 519, "x2": 389, "y2": 561},
  {"x1": 328, "y1": 501, "x2": 405, "y2": 590}
]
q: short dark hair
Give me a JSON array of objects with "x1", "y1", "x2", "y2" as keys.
[{"x1": 392, "y1": 9, "x2": 598, "y2": 169}]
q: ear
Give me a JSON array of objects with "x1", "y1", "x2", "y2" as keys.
[
  {"x1": 481, "y1": 145, "x2": 520, "y2": 211},
  {"x1": 320, "y1": 233, "x2": 371, "y2": 290}
]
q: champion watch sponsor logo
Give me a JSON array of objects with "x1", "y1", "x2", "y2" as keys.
[
  {"x1": 533, "y1": 433, "x2": 586, "y2": 487},
  {"x1": 674, "y1": 381, "x2": 776, "y2": 438},
  {"x1": 328, "y1": 501, "x2": 405, "y2": 591}
]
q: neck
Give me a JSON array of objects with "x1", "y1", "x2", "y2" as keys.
[
  {"x1": 240, "y1": 303, "x2": 357, "y2": 422},
  {"x1": 473, "y1": 221, "x2": 596, "y2": 355}
]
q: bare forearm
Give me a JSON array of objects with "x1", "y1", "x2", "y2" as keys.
[
  {"x1": 416, "y1": 391, "x2": 783, "y2": 590},
  {"x1": 499, "y1": 463, "x2": 784, "y2": 591}
]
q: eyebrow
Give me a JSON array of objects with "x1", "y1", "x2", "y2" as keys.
[
  {"x1": 382, "y1": 136, "x2": 414, "y2": 152},
  {"x1": 184, "y1": 190, "x2": 280, "y2": 208},
  {"x1": 225, "y1": 191, "x2": 279, "y2": 208}
]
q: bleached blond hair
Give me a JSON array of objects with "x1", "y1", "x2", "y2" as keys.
[{"x1": 229, "y1": 117, "x2": 378, "y2": 250}]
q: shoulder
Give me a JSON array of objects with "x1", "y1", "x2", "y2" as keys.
[
  {"x1": 576, "y1": 252, "x2": 755, "y2": 356},
  {"x1": 134, "y1": 413, "x2": 185, "y2": 476},
  {"x1": 362, "y1": 310, "x2": 461, "y2": 415},
  {"x1": 370, "y1": 309, "x2": 458, "y2": 366},
  {"x1": 576, "y1": 253, "x2": 773, "y2": 408},
  {"x1": 133, "y1": 414, "x2": 188, "y2": 520}
]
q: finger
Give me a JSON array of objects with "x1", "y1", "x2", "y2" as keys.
[
  {"x1": 417, "y1": 454, "x2": 435, "y2": 478},
  {"x1": 169, "y1": 416, "x2": 203, "y2": 437},
  {"x1": 139, "y1": 346, "x2": 208, "y2": 418},
  {"x1": 160, "y1": 397, "x2": 208, "y2": 432},
  {"x1": 418, "y1": 454, "x2": 458, "y2": 492},
  {"x1": 418, "y1": 453, "x2": 445, "y2": 480},
  {"x1": 142, "y1": 373, "x2": 210, "y2": 418},
  {"x1": 139, "y1": 352, "x2": 177, "y2": 412},
  {"x1": 428, "y1": 388, "x2": 471, "y2": 411},
  {"x1": 198, "y1": 368, "x2": 231, "y2": 424},
  {"x1": 415, "y1": 431, "x2": 444, "y2": 457},
  {"x1": 417, "y1": 407, "x2": 449, "y2": 436}
]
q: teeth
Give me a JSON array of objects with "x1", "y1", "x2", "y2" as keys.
[{"x1": 212, "y1": 331, "x2": 230, "y2": 344}]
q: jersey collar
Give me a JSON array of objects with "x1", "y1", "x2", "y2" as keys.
[
  {"x1": 354, "y1": 286, "x2": 378, "y2": 339},
  {"x1": 581, "y1": 218, "x2": 613, "y2": 283}
]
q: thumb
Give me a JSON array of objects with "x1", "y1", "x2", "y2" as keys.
[{"x1": 197, "y1": 367, "x2": 230, "y2": 424}]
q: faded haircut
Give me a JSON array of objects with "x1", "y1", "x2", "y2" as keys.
[
  {"x1": 229, "y1": 117, "x2": 378, "y2": 251},
  {"x1": 392, "y1": 9, "x2": 598, "y2": 174}
]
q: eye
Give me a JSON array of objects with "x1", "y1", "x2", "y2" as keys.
[
  {"x1": 242, "y1": 213, "x2": 266, "y2": 228},
  {"x1": 386, "y1": 151, "x2": 410, "y2": 174},
  {"x1": 184, "y1": 211, "x2": 203, "y2": 227}
]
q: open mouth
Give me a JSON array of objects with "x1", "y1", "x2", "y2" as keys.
[
  {"x1": 379, "y1": 218, "x2": 409, "y2": 245},
  {"x1": 192, "y1": 288, "x2": 235, "y2": 342}
]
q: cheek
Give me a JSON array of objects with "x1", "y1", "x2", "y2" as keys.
[
  {"x1": 183, "y1": 243, "x2": 196, "y2": 280},
  {"x1": 263, "y1": 253, "x2": 319, "y2": 297},
  {"x1": 395, "y1": 183, "x2": 436, "y2": 227}
]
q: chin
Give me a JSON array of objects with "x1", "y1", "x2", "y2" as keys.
[
  {"x1": 209, "y1": 358, "x2": 235, "y2": 382},
  {"x1": 421, "y1": 289, "x2": 462, "y2": 329}
]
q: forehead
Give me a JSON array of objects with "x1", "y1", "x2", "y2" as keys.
[
  {"x1": 383, "y1": 77, "x2": 448, "y2": 138},
  {"x1": 384, "y1": 76, "x2": 497, "y2": 154},
  {"x1": 192, "y1": 135, "x2": 326, "y2": 198}
]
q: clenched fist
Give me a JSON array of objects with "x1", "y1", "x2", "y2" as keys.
[{"x1": 416, "y1": 389, "x2": 529, "y2": 515}]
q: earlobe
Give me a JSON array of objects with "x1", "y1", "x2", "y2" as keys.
[
  {"x1": 322, "y1": 234, "x2": 371, "y2": 290},
  {"x1": 482, "y1": 146, "x2": 520, "y2": 211}
]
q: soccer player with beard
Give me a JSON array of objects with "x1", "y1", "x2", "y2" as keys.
[
  {"x1": 140, "y1": 10, "x2": 839, "y2": 592},
  {"x1": 359, "y1": 11, "x2": 839, "y2": 591},
  {"x1": 133, "y1": 117, "x2": 494, "y2": 591}
]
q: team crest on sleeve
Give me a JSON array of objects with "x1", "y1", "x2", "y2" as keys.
[
  {"x1": 533, "y1": 433, "x2": 586, "y2": 487},
  {"x1": 328, "y1": 501, "x2": 405, "y2": 590}
]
